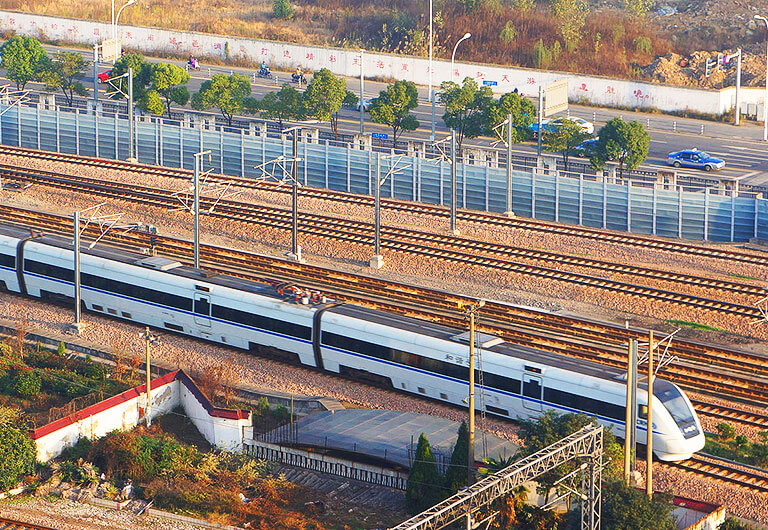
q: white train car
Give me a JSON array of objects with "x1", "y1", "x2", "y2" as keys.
[
  {"x1": 318, "y1": 302, "x2": 704, "y2": 462},
  {"x1": 0, "y1": 225, "x2": 704, "y2": 461}
]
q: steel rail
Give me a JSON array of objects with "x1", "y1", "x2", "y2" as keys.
[
  {"x1": 1, "y1": 165, "x2": 764, "y2": 320},
  {"x1": 689, "y1": 399, "x2": 768, "y2": 429},
  {"x1": 4, "y1": 205, "x2": 768, "y2": 408},
  {"x1": 0, "y1": 517, "x2": 57, "y2": 530},
  {"x1": 664, "y1": 455, "x2": 768, "y2": 494},
  {"x1": 1, "y1": 144, "x2": 766, "y2": 266}
]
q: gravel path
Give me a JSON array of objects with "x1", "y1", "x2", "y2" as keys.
[{"x1": 0, "y1": 497, "x2": 202, "y2": 529}]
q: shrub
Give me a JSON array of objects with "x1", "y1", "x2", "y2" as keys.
[
  {"x1": 256, "y1": 396, "x2": 270, "y2": 415},
  {"x1": 500, "y1": 21, "x2": 516, "y2": 44},
  {"x1": 57, "y1": 342, "x2": 66, "y2": 357},
  {"x1": 272, "y1": 0, "x2": 295, "y2": 20},
  {"x1": 14, "y1": 369, "x2": 41, "y2": 399},
  {"x1": 60, "y1": 436, "x2": 93, "y2": 462},
  {"x1": 634, "y1": 36, "x2": 652, "y2": 54},
  {"x1": 0, "y1": 343, "x2": 12, "y2": 358},
  {"x1": 0, "y1": 424, "x2": 36, "y2": 491},
  {"x1": 735, "y1": 435, "x2": 749, "y2": 447},
  {"x1": 716, "y1": 423, "x2": 736, "y2": 440}
]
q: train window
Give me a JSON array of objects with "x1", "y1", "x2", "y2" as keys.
[
  {"x1": 108, "y1": 308, "x2": 117, "y2": 315},
  {"x1": 0, "y1": 253, "x2": 14, "y2": 268},
  {"x1": 80, "y1": 271, "x2": 192, "y2": 312},
  {"x1": 121, "y1": 312, "x2": 132, "y2": 319},
  {"x1": 92, "y1": 304, "x2": 103, "y2": 311},
  {"x1": 24, "y1": 259, "x2": 73, "y2": 282},
  {"x1": 194, "y1": 297, "x2": 210, "y2": 316},
  {"x1": 543, "y1": 387, "x2": 625, "y2": 421},
  {"x1": 165, "y1": 322, "x2": 184, "y2": 332},
  {"x1": 523, "y1": 378, "x2": 541, "y2": 399},
  {"x1": 486, "y1": 405, "x2": 509, "y2": 416},
  {"x1": 195, "y1": 285, "x2": 210, "y2": 292},
  {"x1": 638, "y1": 405, "x2": 648, "y2": 420},
  {"x1": 524, "y1": 365, "x2": 542, "y2": 373},
  {"x1": 440, "y1": 393, "x2": 448, "y2": 400},
  {"x1": 212, "y1": 304, "x2": 311, "y2": 340},
  {"x1": 418, "y1": 387, "x2": 425, "y2": 394}
]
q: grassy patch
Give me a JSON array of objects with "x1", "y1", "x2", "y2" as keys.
[
  {"x1": 666, "y1": 320, "x2": 726, "y2": 333},
  {"x1": 729, "y1": 273, "x2": 762, "y2": 281}
]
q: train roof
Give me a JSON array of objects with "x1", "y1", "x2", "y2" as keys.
[
  {"x1": 4, "y1": 225, "x2": 284, "y2": 301},
  {"x1": 330, "y1": 304, "x2": 627, "y2": 382}
]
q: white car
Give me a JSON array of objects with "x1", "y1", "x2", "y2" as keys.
[{"x1": 552, "y1": 116, "x2": 595, "y2": 134}]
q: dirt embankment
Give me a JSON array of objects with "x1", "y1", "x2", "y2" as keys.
[{"x1": 643, "y1": 50, "x2": 767, "y2": 88}]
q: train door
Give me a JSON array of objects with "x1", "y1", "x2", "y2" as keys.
[
  {"x1": 193, "y1": 293, "x2": 211, "y2": 327},
  {"x1": 522, "y1": 374, "x2": 542, "y2": 411}
]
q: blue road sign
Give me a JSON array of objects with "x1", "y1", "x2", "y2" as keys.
[
  {"x1": 371, "y1": 132, "x2": 389, "y2": 139},
  {"x1": 483, "y1": 80, "x2": 498, "y2": 86}
]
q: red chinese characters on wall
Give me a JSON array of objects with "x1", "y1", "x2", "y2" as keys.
[
  {"x1": 578, "y1": 83, "x2": 589, "y2": 92},
  {"x1": 605, "y1": 86, "x2": 615, "y2": 95},
  {"x1": 147, "y1": 34, "x2": 153, "y2": 41},
  {"x1": 501, "y1": 75, "x2": 510, "y2": 83},
  {"x1": 261, "y1": 48, "x2": 268, "y2": 55},
  {"x1": 283, "y1": 50, "x2": 291, "y2": 58},
  {"x1": 192, "y1": 39, "x2": 199, "y2": 48},
  {"x1": 93, "y1": 28, "x2": 99, "y2": 36},
  {"x1": 307, "y1": 52, "x2": 315, "y2": 61},
  {"x1": 213, "y1": 43, "x2": 221, "y2": 50},
  {"x1": 402, "y1": 63, "x2": 408, "y2": 71},
  {"x1": 527, "y1": 77, "x2": 535, "y2": 85},
  {"x1": 633, "y1": 88, "x2": 649, "y2": 101},
  {"x1": 476, "y1": 71, "x2": 484, "y2": 78}
]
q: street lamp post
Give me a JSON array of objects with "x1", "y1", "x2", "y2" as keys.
[
  {"x1": 281, "y1": 126, "x2": 303, "y2": 262},
  {"x1": 428, "y1": 0, "x2": 434, "y2": 141},
  {"x1": 359, "y1": 49, "x2": 365, "y2": 135},
  {"x1": 450, "y1": 129, "x2": 459, "y2": 235},
  {"x1": 755, "y1": 15, "x2": 768, "y2": 142},
  {"x1": 113, "y1": 0, "x2": 135, "y2": 41},
  {"x1": 141, "y1": 326, "x2": 159, "y2": 426},
  {"x1": 451, "y1": 33, "x2": 471, "y2": 83}
]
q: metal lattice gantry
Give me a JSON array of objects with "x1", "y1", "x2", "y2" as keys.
[{"x1": 389, "y1": 424, "x2": 603, "y2": 530}]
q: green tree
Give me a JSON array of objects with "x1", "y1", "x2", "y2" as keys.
[
  {"x1": 40, "y1": 51, "x2": 89, "y2": 106},
  {"x1": 144, "y1": 63, "x2": 190, "y2": 118},
  {"x1": 533, "y1": 39, "x2": 552, "y2": 69},
  {"x1": 247, "y1": 84, "x2": 304, "y2": 129},
  {"x1": 485, "y1": 91, "x2": 536, "y2": 144},
  {"x1": 550, "y1": 0, "x2": 588, "y2": 52},
  {"x1": 0, "y1": 35, "x2": 48, "y2": 89},
  {"x1": 302, "y1": 68, "x2": 347, "y2": 139},
  {"x1": 542, "y1": 120, "x2": 592, "y2": 172},
  {"x1": 444, "y1": 421, "x2": 469, "y2": 494},
  {"x1": 0, "y1": 423, "x2": 36, "y2": 491},
  {"x1": 369, "y1": 80, "x2": 420, "y2": 147},
  {"x1": 518, "y1": 412, "x2": 623, "y2": 503},
  {"x1": 438, "y1": 77, "x2": 494, "y2": 150},
  {"x1": 191, "y1": 73, "x2": 251, "y2": 126},
  {"x1": 590, "y1": 117, "x2": 650, "y2": 178},
  {"x1": 57, "y1": 341, "x2": 66, "y2": 356},
  {"x1": 111, "y1": 52, "x2": 152, "y2": 103},
  {"x1": 272, "y1": 0, "x2": 295, "y2": 20},
  {"x1": 406, "y1": 433, "x2": 444, "y2": 515},
  {"x1": 601, "y1": 480, "x2": 676, "y2": 529}
]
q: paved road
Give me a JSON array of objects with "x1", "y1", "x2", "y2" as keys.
[{"x1": 5, "y1": 43, "x2": 768, "y2": 187}]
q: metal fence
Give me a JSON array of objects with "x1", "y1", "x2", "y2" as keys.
[{"x1": 1, "y1": 103, "x2": 765, "y2": 242}]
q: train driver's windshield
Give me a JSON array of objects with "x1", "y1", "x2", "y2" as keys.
[{"x1": 654, "y1": 380, "x2": 699, "y2": 439}]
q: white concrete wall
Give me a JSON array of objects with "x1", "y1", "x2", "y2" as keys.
[
  {"x1": 0, "y1": 10, "x2": 763, "y2": 116},
  {"x1": 33, "y1": 379, "x2": 180, "y2": 463},
  {"x1": 179, "y1": 383, "x2": 249, "y2": 452},
  {"x1": 32, "y1": 371, "x2": 251, "y2": 462}
]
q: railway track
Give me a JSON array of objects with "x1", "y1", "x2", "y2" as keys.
[
  {"x1": 1, "y1": 144, "x2": 766, "y2": 267},
  {"x1": 0, "y1": 517, "x2": 56, "y2": 530},
  {"x1": 1, "y1": 164, "x2": 765, "y2": 321},
  {"x1": 690, "y1": 400, "x2": 768, "y2": 430},
  {"x1": 665, "y1": 454, "x2": 768, "y2": 494},
  {"x1": 4, "y1": 204, "x2": 768, "y2": 415}
]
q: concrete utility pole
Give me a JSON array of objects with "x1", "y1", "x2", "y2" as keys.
[
  {"x1": 623, "y1": 339, "x2": 635, "y2": 485},
  {"x1": 646, "y1": 330, "x2": 654, "y2": 498},
  {"x1": 142, "y1": 326, "x2": 152, "y2": 426},
  {"x1": 128, "y1": 67, "x2": 135, "y2": 162},
  {"x1": 291, "y1": 129, "x2": 300, "y2": 260},
  {"x1": 428, "y1": 0, "x2": 435, "y2": 142},
  {"x1": 459, "y1": 299, "x2": 484, "y2": 489},
  {"x1": 505, "y1": 114, "x2": 514, "y2": 216},
  {"x1": 73, "y1": 211, "x2": 82, "y2": 331},
  {"x1": 373, "y1": 153, "x2": 383, "y2": 268},
  {"x1": 537, "y1": 85, "x2": 543, "y2": 156},
  {"x1": 450, "y1": 130, "x2": 459, "y2": 235},
  {"x1": 629, "y1": 339, "x2": 638, "y2": 472},
  {"x1": 192, "y1": 150, "x2": 211, "y2": 269},
  {"x1": 92, "y1": 44, "x2": 99, "y2": 103}
]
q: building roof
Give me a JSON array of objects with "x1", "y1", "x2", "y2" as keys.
[{"x1": 285, "y1": 409, "x2": 518, "y2": 470}]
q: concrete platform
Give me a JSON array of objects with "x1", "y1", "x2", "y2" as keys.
[{"x1": 284, "y1": 409, "x2": 518, "y2": 470}]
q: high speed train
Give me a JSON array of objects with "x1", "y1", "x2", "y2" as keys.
[{"x1": 0, "y1": 224, "x2": 705, "y2": 461}]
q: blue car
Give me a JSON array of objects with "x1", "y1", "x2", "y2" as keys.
[
  {"x1": 573, "y1": 137, "x2": 598, "y2": 157},
  {"x1": 666, "y1": 149, "x2": 725, "y2": 171}
]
